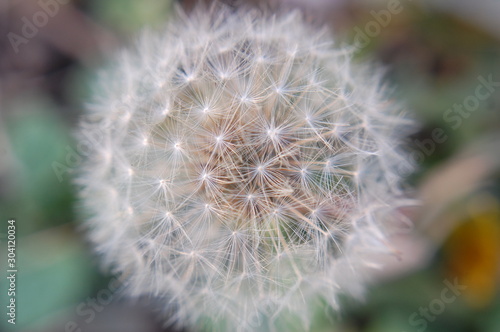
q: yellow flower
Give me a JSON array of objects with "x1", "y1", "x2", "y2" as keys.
[{"x1": 444, "y1": 194, "x2": 500, "y2": 308}]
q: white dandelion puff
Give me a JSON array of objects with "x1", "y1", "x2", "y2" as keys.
[{"x1": 76, "y1": 4, "x2": 415, "y2": 332}]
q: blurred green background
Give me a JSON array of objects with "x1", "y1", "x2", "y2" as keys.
[{"x1": 1, "y1": 0, "x2": 499, "y2": 331}]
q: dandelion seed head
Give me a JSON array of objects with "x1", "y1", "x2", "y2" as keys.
[{"x1": 77, "y1": 4, "x2": 415, "y2": 332}]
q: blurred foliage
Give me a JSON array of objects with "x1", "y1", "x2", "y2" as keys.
[
  {"x1": 86, "y1": 0, "x2": 174, "y2": 34},
  {"x1": 1, "y1": 97, "x2": 74, "y2": 235}
]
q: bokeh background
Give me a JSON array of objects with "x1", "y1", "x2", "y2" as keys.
[{"x1": 1, "y1": 0, "x2": 500, "y2": 331}]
